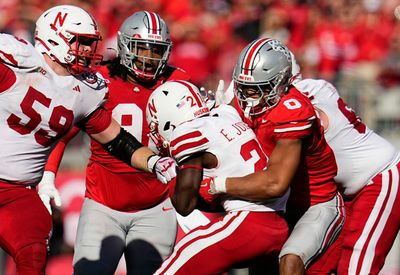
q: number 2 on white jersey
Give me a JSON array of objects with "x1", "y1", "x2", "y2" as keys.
[{"x1": 240, "y1": 139, "x2": 267, "y2": 171}]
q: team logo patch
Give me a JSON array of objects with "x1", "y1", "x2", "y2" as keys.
[{"x1": 82, "y1": 72, "x2": 98, "y2": 84}]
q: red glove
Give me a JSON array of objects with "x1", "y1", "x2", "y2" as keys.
[{"x1": 199, "y1": 178, "x2": 221, "y2": 206}]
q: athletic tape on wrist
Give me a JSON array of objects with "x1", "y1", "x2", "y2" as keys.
[
  {"x1": 147, "y1": 154, "x2": 161, "y2": 173},
  {"x1": 213, "y1": 177, "x2": 227, "y2": 193}
]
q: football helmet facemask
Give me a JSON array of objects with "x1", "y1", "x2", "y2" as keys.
[
  {"x1": 233, "y1": 38, "x2": 292, "y2": 118},
  {"x1": 117, "y1": 11, "x2": 172, "y2": 81},
  {"x1": 34, "y1": 5, "x2": 102, "y2": 74}
]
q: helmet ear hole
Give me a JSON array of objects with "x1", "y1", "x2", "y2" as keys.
[{"x1": 163, "y1": 121, "x2": 171, "y2": 131}]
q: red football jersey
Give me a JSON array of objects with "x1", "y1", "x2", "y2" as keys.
[
  {"x1": 236, "y1": 86, "x2": 338, "y2": 209},
  {"x1": 86, "y1": 65, "x2": 190, "y2": 211}
]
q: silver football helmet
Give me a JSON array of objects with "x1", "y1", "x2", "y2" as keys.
[
  {"x1": 117, "y1": 11, "x2": 172, "y2": 81},
  {"x1": 233, "y1": 38, "x2": 292, "y2": 117},
  {"x1": 34, "y1": 5, "x2": 102, "y2": 74},
  {"x1": 146, "y1": 80, "x2": 210, "y2": 154}
]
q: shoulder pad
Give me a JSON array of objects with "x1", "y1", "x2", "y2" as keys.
[
  {"x1": 268, "y1": 87, "x2": 316, "y2": 124},
  {"x1": 78, "y1": 70, "x2": 109, "y2": 91},
  {"x1": 170, "y1": 120, "x2": 210, "y2": 163},
  {"x1": 0, "y1": 33, "x2": 42, "y2": 69},
  {"x1": 294, "y1": 79, "x2": 339, "y2": 99}
]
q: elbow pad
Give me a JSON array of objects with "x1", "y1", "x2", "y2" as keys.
[{"x1": 102, "y1": 127, "x2": 144, "y2": 165}]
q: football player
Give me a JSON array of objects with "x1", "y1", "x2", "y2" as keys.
[
  {"x1": 146, "y1": 80, "x2": 289, "y2": 274},
  {"x1": 0, "y1": 6, "x2": 174, "y2": 274},
  {"x1": 208, "y1": 38, "x2": 345, "y2": 275},
  {"x1": 292, "y1": 59, "x2": 400, "y2": 275},
  {"x1": 41, "y1": 11, "x2": 190, "y2": 275}
]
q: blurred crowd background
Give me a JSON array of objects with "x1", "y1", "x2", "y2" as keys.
[{"x1": 1, "y1": 0, "x2": 400, "y2": 274}]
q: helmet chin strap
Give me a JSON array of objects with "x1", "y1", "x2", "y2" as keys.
[{"x1": 243, "y1": 97, "x2": 261, "y2": 118}]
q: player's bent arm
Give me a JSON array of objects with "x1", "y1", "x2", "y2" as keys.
[
  {"x1": 224, "y1": 138, "x2": 302, "y2": 200},
  {"x1": 89, "y1": 118, "x2": 155, "y2": 171},
  {"x1": 172, "y1": 157, "x2": 204, "y2": 216}
]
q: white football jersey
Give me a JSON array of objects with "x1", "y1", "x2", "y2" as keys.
[
  {"x1": 169, "y1": 104, "x2": 289, "y2": 212},
  {"x1": 0, "y1": 33, "x2": 108, "y2": 185},
  {"x1": 294, "y1": 79, "x2": 400, "y2": 196}
]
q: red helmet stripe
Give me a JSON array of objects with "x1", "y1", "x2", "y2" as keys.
[
  {"x1": 145, "y1": 11, "x2": 160, "y2": 35},
  {"x1": 242, "y1": 38, "x2": 270, "y2": 76},
  {"x1": 174, "y1": 80, "x2": 203, "y2": 107}
]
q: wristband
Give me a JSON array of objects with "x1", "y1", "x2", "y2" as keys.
[
  {"x1": 147, "y1": 155, "x2": 161, "y2": 173},
  {"x1": 213, "y1": 177, "x2": 227, "y2": 193}
]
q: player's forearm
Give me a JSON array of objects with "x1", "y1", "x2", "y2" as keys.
[
  {"x1": 92, "y1": 120, "x2": 154, "y2": 171},
  {"x1": 225, "y1": 170, "x2": 288, "y2": 200},
  {"x1": 172, "y1": 168, "x2": 203, "y2": 216},
  {"x1": 131, "y1": 146, "x2": 155, "y2": 171}
]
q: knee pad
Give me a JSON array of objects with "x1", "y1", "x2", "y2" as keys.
[{"x1": 14, "y1": 242, "x2": 47, "y2": 275}]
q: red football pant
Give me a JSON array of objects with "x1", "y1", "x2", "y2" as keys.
[
  {"x1": 0, "y1": 181, "x2": 52, "y2": 275},
  {"x1": 307, "y1": 162, "x2": 400, "y2": 275},
  {"x1": 156, "y1": 211, "x2": 288, "y2": 274}
]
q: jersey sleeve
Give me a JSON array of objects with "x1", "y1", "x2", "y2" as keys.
[
  {"x1": 0, "y1": 62, "x2": 16, "y2": 93},
  {"x1": 77, "y1": 106, "x2": 112, "y2": 135},
  {"x1": 269, "y1": 87, "x2": 317, "y2": 139},
  {"x1": 169, "y1": 120, "x2": 210, "y2": 163}
]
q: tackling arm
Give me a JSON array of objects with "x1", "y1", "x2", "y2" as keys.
[
  {"x1": 218, "y1": 138, "x2": 302, "y2": 200},
  {"x1": 90, "y1": 118, "x2": 154, "y2": 171}
]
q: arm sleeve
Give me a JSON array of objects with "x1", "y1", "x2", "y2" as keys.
[
  {"x1": 77, "y1": 106, "x2": 112, "y2": 135},
  {"x1": 0, "y1": 62, "x2": 16, "y2": 93},
  {"x1": 45, "y1": 126, "x2": 81, "y2": 174}
]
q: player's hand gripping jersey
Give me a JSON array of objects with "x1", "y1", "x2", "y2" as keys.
[
  {"x1": 170, "y1": 104, "x2": 288, "y2": 213},
  {"x1": 0, "y1": 34, "x2": 107, "y2": 185}
]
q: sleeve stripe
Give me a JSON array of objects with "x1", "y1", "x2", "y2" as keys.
[
  {"x1": 274, "y1": 123, "x2": 312, "y2": 133},
  {"x1": 170, "y1": 130, "x2": 203, "y2": 148},
  {"x1": 307, "y1": 115, "x2": 316, "y2": 121},
  {"x1": 171, "y1": 137, "x2": 209, "y2": 158}
]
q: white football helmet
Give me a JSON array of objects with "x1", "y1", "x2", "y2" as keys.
[
  {"x1": 233, "y1": 38, "x2": 292, "y2": 118},
  {"x1": 34, "y1": 5, "x2": 102, "y2": 74},
  {"x1": 146, "y1": 80, "x2": 210, "y2": 153},
  {"x1": 117, "y1": 11, "x2": 172, "y2": 81}
]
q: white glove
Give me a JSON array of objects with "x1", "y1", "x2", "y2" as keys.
[
  {"x1": 214, "y1": 79, "x2": 229, "y2": 105},
  {"x1": 147, "y1": 155, "x2": 177, "y2": 184},
  {"x1": 37, "y1": 171, "x2": 62, "y2": 215}
]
